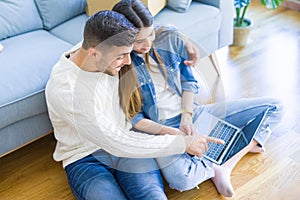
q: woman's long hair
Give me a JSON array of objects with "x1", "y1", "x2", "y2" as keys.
[
  {"x1": 118, "y1": 63, "x2": 142, "y2": 121},
  {"x1": 114, "y1": 0, "x2": 167, "y2": 121},
  {"x1": 118, "y1": 48, "x2": 167, "y2": 121}
]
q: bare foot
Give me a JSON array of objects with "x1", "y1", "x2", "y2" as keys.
[
  {"x1": 211, "y1": 164, "x2": 235, "y2": 197},
  {"x1": 249, "y1": 145, "x2": 266, "y2": 153}
]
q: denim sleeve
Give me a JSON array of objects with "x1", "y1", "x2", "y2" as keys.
[
  {"x1": 154, "y1": 25, "x2": 199, "y2": 94},
  {"x1": 131, "y1": 111, "x2": 145, "y2": 127},
  {"x1": 180, "y1": 61, "x2": 199, "y2": 94},
  {"x1": 154, "y1": 25, "x2": 189, "y2": 60},
  {"x1": 173, "y1": 31, "x2": 199, "y2": 94}
]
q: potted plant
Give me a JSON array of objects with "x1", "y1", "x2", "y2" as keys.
[{"x1": 233, "y1": 0, "x2": 284, "y2": 46}]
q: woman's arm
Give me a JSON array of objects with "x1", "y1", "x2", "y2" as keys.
[
  {"x1": 134, "y1": 118, "x2": 183, "y2": 135},
  {"x1": 133, "y1": 92, "x2": 196, "y2": 136},
  {"x1": 180, "y1": 91, "x2": 197, "y2": 135}
]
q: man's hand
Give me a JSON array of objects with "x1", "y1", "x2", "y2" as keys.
[
  {"x1": 185, "y1": 135, "x2": 224, "y2": 157},
  {"x1": 182, "y1": 35, "x2": 200, "y2": 67}
]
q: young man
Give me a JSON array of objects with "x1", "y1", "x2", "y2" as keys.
[{"x1": 45, "y1": 10, "x2": 222, "y2": 199}]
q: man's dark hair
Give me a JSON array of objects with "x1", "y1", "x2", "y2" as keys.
[
  {"x1": 82, "y1": 10, "x2": 138, "y2": 49},
  {"x1": 112, "y1": 0, "x2": 153, "y2": 29}
]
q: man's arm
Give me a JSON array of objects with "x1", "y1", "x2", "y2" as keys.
[
  {"x1": 181, "y1": 34, "x2": 200, "y2": 66},
  {"x1": 46, "y1": 76, "x2": 186, "y2": 158}
]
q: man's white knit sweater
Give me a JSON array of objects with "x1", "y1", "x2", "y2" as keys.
[{"x1": 45, "y1": 45, "x2": 186, "y2": 168}]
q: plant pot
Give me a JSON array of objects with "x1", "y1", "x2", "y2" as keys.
[{"x1": 232, "y1": 18, "x2": 253, "y2": 46}]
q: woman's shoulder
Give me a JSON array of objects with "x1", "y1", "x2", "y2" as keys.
[
  {"x1": 154, "y1": 25, "x2": 182, "y2": 42},
  {"x1": 155, "y1": 24, "x2": 179, "y2": 35},
  {"x1": 154, "y1": 24, "x2": 185, "y2": 54}
]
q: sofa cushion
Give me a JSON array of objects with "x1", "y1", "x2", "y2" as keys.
[
  {"x1": 167, "y1": 0, "x2": 192, "y2": 12},
  {"x1": 0, "y1": 30, "x2": 72, "y2": 129},
  {"x1": 155, "y1": 2, "x2": 221, "y2": 52},
  {"x1": 34, "y1": 0, "x2": 86, "y2": 30},
  {"x1": 0, "y1": 112, "x2": 53, "y2": 156},
  {"x1": 50, "y1": 14, "x2": 89, "y2": 45},
  {"x1": 0, "y1": 0, "x2": 43, "y2": 40}
]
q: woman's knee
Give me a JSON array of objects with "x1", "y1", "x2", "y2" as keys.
[
  {"x1": 161, "y1": 159, "x2": 211, "y2": 192},
  {"x1": 166, "y1": 171, "x2": 207, "y2": 192}
]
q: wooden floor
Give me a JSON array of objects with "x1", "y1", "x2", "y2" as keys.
[{"x1": 1, "y1": 2, "x2": 299, "y2": 200}]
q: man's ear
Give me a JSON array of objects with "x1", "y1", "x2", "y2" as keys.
[{"x1": 89, "y1": 47, "x2": 102, "y2": 59}]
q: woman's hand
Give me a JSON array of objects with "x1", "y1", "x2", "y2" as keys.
[{"x1": 180, "y1": 112, "x2": 197, "y2": 135}]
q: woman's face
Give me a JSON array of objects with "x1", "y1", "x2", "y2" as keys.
[{"x1": 133, "y1": 26, "x2": 155, "y2": 54}]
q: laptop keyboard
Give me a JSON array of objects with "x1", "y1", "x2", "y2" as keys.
[{"x1": 205, "y1": 121, "x2": 237, "y2": 161}]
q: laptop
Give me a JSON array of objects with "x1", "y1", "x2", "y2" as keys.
[{"x1": 194, "y1": 108, "x2": 269, "y2": 165}]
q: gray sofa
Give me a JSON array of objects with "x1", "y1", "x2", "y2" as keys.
[{"x1": 0, "y1": 0, "x2": 233, "y2": 157}]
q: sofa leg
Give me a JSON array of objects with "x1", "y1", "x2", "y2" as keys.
[{"x1": 209, "y1": 52, "x2": 221, "y2": 76}]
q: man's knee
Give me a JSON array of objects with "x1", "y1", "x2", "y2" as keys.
[
  {"x1": 117, "y1": 169, "x2": 166, "y2": 200},
  {"x1": 73, "y1": 175, "x2": 127, "y2": 200},
  {"x1": 130, "y1": 183, "x2": 167, "y2": 200}
]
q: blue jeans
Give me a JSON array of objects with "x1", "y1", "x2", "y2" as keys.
[
  {"x1": 65, "y1": 149, "x2": 167, "y2": 200},
  {"x1": 157, "y1": 97, "x2": 283, "y2": 191}
]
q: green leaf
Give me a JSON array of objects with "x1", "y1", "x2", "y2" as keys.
[
  {"x1": 234, "y1": 0, "x2": 252, "y2": 8},
  {"x1": 261, "y1": 0, "x2": 284, "y2": 9}
]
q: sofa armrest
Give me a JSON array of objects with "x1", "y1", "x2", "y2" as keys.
[{"x1": 196, "y1": 0, "x2": 234, "y2": 48}]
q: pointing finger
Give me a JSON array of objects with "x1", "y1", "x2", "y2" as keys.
[{"x1": 206, "y1": 136, "x2": 225, "y2": 144}]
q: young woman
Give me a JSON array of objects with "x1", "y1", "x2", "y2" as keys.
[{"x1": 113, "y1": 0, "x2": 283, "y2": 197}]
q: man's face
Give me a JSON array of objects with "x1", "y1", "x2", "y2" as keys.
[
  {"x1": 133, "y1": 26, "x2": 155, "y2": 54},
  {"x1": 95, "y1": 45, "x2": 133, "y2": 76}
]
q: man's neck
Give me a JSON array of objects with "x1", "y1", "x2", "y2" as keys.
[{"x1": 69, "y1": 48, "x2": 98, "y2": 72}]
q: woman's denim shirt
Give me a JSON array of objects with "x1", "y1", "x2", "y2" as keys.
[{"x1": 130, "y1": 27, "x2": 199, "y2": 126}]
